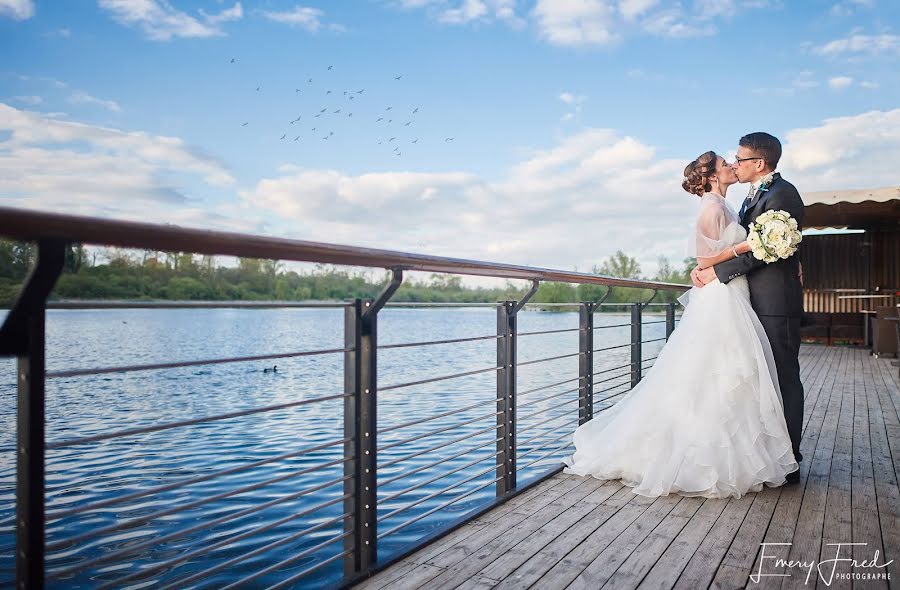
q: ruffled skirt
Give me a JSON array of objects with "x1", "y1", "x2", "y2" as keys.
[{"x1": 563, "y1": 277, "x2": 798, "y2": 498}]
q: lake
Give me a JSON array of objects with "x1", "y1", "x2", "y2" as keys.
[{"x1": 0, "y1": 306, "x2": 669, "y2": 589}]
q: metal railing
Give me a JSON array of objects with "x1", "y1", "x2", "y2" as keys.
[{"x1": 0, "y1": 206, "x2": 687, "y2": 589}]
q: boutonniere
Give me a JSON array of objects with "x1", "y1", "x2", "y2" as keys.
[{"x1": 755, "y1": 172, "x2": 775, "y2": 194}]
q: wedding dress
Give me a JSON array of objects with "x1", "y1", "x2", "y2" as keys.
[{"x1": 563, "y1": 192, "x2": 798, "y2": 498}]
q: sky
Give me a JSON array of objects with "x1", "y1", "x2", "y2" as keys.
[{"x1": 1, "y1": 0, "x2": 898, "y2": 284}]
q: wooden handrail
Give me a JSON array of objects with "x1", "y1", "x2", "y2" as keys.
[{"x1": 0, "y1": 206, "x2": 688, "y2": 291}]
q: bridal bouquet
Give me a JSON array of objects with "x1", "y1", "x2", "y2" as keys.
[{"x1": 747, "y1": 210, "x2": 802, "y2": 263}]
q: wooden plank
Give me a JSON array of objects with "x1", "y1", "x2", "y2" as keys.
[
  {"x1": 531, "y1": 495, "x2": 659, "y2": 590},
  {"x1": 671, "y1": 493, "x2": 755, "y2": 590},
  {"x1": 477, "y1": 481, "x2": 623, "y2": 583},
  {"x1": 422, "y1": 479, "x2": 602, "y2": 589},
  {"x1": 850, "y1": 351, "x2": 893, "y2": 590},
  {"x1": 563, "y1": 494, "x2": 684, "y2": 590},
  {"x1": 815, "y1": 346, "x2": 855, "y2": 589},
  {"x1": 707, "y1": 486, "x2": 782, "y2": 589},
  {"x1": 776, "y1": 345, "x2": 847, "y2": 590},
  {"x1": 738, "y1": 346, "x2": 841, "y2": 590},
  {"x1": 492, "y1": 484, "x2": 629, "y2": 590},
  {"x1": 354, "y1": 562, "x2": 445, "y2": 590},
  {"x1": 870, "y1": 357, "x2": 900, "y2": 587},
  {"x1": 853, "y1": 355, "x2": 900, "y2": 588},
  {"x1": 638, "y1": 497, "x2": 730, "y2": 589},
  {"x1": 452, "y1": 574, "x2": 500, "y2": 590},
  {"x1": 600, "y1": 496, "x2": 704, "y2": 589},
  {"x1": 407, "y1": 475, "x2": 583, "y2": 567}
]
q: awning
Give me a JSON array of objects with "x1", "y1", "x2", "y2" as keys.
[{"x1": 802, "y1": 186, "x2": 900, "y2": 229}]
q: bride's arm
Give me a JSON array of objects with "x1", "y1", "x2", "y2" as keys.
[{"x1": 697, "y1": 240, "x2": 751, "y2": 269}]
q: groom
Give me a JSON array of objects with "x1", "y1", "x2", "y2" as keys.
[{"x1": 692, "y1": 132, "x2": 805, "y2": 482}]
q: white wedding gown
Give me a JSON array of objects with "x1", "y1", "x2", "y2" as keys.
[{"x1": 563, "y1": 192, "x2": 798, "y2": 498}]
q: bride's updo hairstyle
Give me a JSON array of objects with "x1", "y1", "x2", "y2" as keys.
[{"x1": 682, "y1": 151, "x2": 718, "y2": 197}]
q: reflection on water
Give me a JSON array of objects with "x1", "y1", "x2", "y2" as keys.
[{"x1": 0, "y1": 307, "x2": 667, "y2": 588}]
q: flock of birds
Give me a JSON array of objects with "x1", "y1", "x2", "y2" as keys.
[{"x1": 232, "y1": 60, "x2": 455, "y2": 157}]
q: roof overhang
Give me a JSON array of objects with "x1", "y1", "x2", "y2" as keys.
[{"x1": 803, "y1": 187, "x2": 900, "y2": 230}]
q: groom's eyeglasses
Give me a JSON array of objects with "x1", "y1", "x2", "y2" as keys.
[{"x1": 734, "y1": 156, "x2": 763, "y2": 164}]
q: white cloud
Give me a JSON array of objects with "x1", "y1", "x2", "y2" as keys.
[
  {"x1": 9, "y1": 95, "x2": 43, "y2": 105},
  {"x1": 780, "y1": 108, "x2": 900, "y2": 190},
  {"x1": 262, "y1": 5, "x2": 345, "y2": 33},
  {"x1": 559, "y1": 92, "x2": 587, "y2": 122},
  {"x1": 67, "y1": 91, "x2": 122, "y2": 112},
  {"x1": 860, "y1": 80, "x2": 879, "y2": 89},
  {"x1": 98, "y1": 0, "x2": 243, "y2": 41},
  {"x1": 641, "y1": 7, "x2": 710, "y2": 38},
  {"x1": 813, "y1": 34, "x2": 900, "y2": 57},
  {"x1": 827, "y1": 75, "x2": 853, "y2": 89},
  {"x1": 618, "y1": 0, "x2": 657, "y2": 20},
  {"x1": 559, "y1": 92, "x2": 587, "y2": 105},
  {"x1": 439, "y1": 0, "x2": 489, "y2": 23},
  {"x1": 0, "y1": 0, "x2": 34, "y2": 20},
  {"x1": 200, "y1": 1, "x2": 242, "y2": 25},
  {"x1": 0, "y1": 103, "x2": 237, "y2": 221},
  {"x1": 242, "y1": 127, "x2": 693, "y2": 274},
  {"x1": 533, "y1": 0, "x2": 619, "y2": 46}
]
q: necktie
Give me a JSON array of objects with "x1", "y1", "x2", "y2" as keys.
[{"x1": 739, "y1": 194, "x2": 752, "y2": 220}]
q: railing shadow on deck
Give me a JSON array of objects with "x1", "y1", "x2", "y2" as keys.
[{"x1": 0, "y1": 206, "x2": 688, "y2": 589}]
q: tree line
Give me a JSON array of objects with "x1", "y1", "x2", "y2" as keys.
[{"x1": 0, "y1": 240, "x2": 692, "y2": 308}]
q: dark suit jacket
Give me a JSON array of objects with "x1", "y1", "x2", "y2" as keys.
[{"x1": 714, "y1": 173, "x2": 805, "y2": 317}]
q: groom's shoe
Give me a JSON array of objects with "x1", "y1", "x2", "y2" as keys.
[{"x1": 785, "y1": 470, "x2": 801, "y2": 485}]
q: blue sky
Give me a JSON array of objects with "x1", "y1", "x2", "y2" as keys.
[{"x1": 1, "y1": 0, "x2": 898, "y2": 282}]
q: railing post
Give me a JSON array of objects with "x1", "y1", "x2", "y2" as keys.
[
  {"x1": 0, "y1": 240, "x2": 65, "y2": 590},
  {"x1": 665, "y1": 302, "x2": 676, "y2": 340},
  {"x1": 344, "y1": 299, "x2": 377, "y2": 576},
  {"x1": 578, "y1": 303, "x2": 594, "y2": 424},
  {"x1": 631, "y1": 303, "x2": 642, "y2": 388},
  {"x1": 496, "y1": 301, "x2": 517, "y2": 496}
]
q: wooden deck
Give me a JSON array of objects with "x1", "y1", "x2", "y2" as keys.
[{"x1": 354, "y1": 346, "x2": 899, "y2": 589}]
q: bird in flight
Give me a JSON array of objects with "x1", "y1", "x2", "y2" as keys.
[
  {"x1": 376, "y1": 117, "x2": 383, "y2": 122},
  {"x1": 308, "y1": 78, "x2": 313, "y2": 83},
  {"x1": 323, "y1": 135, "x2": 329, "y2": 140},
  {"x1": 356, "y1": 89, "x2": 365, "y2": 94},
  {"x1": 311, "y1": 127, "x2": 316, "y2": 131},
  {"x1": 319, "y1": 108, "x2": 327, "y2": 113},
  {"x1": 241, "y1": 122, "x2": 248, "y2": 126},
  {"x1": 329, "y1": 131, "x2": 334, "y2": 136},
  {"x1": 281, "y1": 134, "x2": 286, "y2": 139},
  {"x1": 230, "y1": 58, "x2": 236, "y2": 63},
  {"x1": 412, "y1": 138, "x2": 419, "y2": 144},
  {"x1": 444, "y1": 137, "x2": 454, "y2": 142},
  {"x1": 295, "y1": 88, "x2": 302, "y2": 93},
  {"x1": 256, "y1": 86, "x2": 260, "y2": 91},
  {"x1": 389, "y1": 137, "x2": 396, "y2": 142},
  {"x1": 334, "y1": 109, "x2": 341, "y2": 114},
  {"x1": 385, "y1": 106, "x2": 393, "y2": 111},
  {"x1": 394, "y1": 75, "x2": 402, "y2": 80},
  {"x1": 413, "y1": 107, "x2": 419, "y2": 114},
  {"x1": 404, "y1": 121, "x2": 411, "y2": 126},
  {"x1": 348, "y1": 113, "x2": 353, "y2": 117},
  {"x1": 294, "y1": 136, "x2": 300, "y2": 141},
  {"x1": 349, "y1": 96, "x2": 355, "y2": 101},
  {"x1": 328, "y1": 65, "x2": 333, "y2": 70}
]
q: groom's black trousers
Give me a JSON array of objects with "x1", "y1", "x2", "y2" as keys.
[{"x1": 757, "y1": 314, "x2": 804, "y2": 463}]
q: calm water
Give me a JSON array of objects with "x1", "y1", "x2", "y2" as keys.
[{"x1": 0, "y1": 306, "x2": 668, "y2": 589}]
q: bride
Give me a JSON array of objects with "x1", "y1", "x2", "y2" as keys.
[{"x1": 563, "y1": 150, "x2": 799, "y2": 499}]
